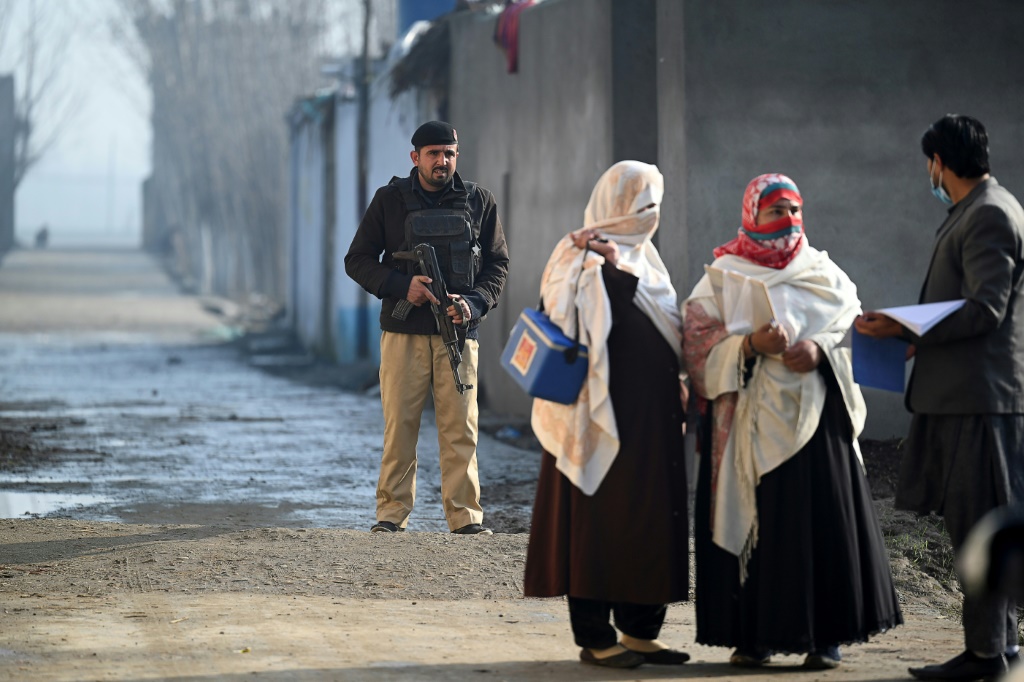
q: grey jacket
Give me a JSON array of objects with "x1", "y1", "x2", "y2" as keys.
[{"x1": 906, "y1": 177, "x2": 1024, "y2": 414}]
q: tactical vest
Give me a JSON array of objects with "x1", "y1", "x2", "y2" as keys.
[{"x1": 396, "y1": 177, "x2": 481, "y2": 294}]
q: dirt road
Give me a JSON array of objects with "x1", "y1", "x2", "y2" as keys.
[
  {"x1": 0, "y1": 249, "x2": 973, "y2": 680},
  {"x1": 0, "y1": 248, "x2": 536, "y2": 532},
  {"x1": 3, "y1": 518, "x2": 964, "y2": 681}
]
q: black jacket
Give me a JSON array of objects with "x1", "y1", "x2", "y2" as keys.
[{"x1": 344, "y1": 169, "x2": 509, "y2": 338}]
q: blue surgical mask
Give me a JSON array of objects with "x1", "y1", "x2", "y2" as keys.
[{"x1": 929, "y1": 162, "x2": 953, "y2": 205}]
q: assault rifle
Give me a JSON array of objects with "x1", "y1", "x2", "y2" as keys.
[{"x1": 391, "y1": 243, "x2": 474, "y2": 394}]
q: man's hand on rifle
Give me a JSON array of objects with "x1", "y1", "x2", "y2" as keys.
[
  {"x1": 407, "y1": 275, "x2": 440, "y2": 306},
  {"x1": 447, "y1": 294, "x2": 471, "y2": 326}
]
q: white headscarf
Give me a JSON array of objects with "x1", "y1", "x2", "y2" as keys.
[{"x1": 531, "y1": 161, "x2": 683, "y2": 495}]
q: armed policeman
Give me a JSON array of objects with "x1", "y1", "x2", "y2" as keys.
[{"x1": 344, "y1": 120, "x2": 509, "y2": 535}]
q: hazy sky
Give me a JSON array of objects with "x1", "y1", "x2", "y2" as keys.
[{"x1": 4, "y1": 1, "x2": 149, "y2": 247}]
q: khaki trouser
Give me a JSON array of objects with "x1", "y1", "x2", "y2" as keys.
[{"x1": 377, "y1": 331, "x2": 482, "y2": 531}]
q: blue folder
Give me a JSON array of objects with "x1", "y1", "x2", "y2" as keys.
[{"x1": 851, "y1": 328, "x2": 908, "y2": 393}]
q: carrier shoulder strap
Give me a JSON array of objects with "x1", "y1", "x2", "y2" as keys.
[
  {"x1": 395, "y1": 176, "x2": 422, "y2": 212},
  {"x1": 452, "y1": 181, "x2": 476, "y2": 212},
  {"x1": 396, "y1": 176, "x2": 476, "y2": 214}
]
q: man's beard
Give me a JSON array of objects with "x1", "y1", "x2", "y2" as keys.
[{"x1": 421, "y1": 167, "x2": 450, "y2": 188}]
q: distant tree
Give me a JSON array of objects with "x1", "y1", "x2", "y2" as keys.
[
  {"x1": 109, "y1": 0, "x2": 395, "y2": 306},
  {"x1": 0, "y1": 0, "x2": 78, "y2": 190}
]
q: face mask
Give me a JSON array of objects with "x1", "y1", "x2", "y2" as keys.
[
  {"x1": 929, "y1": 161, "x2": 953, "y2": 205},
  {"x1": 747, "y1": 214, "x2": 802, "y2": 238}
]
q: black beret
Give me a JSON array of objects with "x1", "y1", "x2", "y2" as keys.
[{"x1": 411, "y1": 120, "x2": 458, "y2": 148}]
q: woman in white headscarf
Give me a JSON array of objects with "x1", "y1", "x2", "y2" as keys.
[{"x1": 523, "y1": 161, "x2": 690, "y2": 670}]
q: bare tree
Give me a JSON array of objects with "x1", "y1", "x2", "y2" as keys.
[
  {"x1": 109, "y1": 0, "x2": 396, "y2": 309},
  {"x1": 110, "y1": 0, "x2": 332, "y2": 303},
  {"x1": 0, "y1": 0, "x2": 78, "y2": 190}
]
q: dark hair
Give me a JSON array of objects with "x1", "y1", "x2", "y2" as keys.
[{"x1": 920, "y1": 114, "x2": 990, "y2": 178}]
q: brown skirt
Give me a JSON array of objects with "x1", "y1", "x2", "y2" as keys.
[{"x1": 523, "y1": 263, "x2": 689, "y2": 605}]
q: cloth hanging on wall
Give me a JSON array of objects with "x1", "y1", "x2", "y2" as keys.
[{"x1": 493, "y1": 0, "x2": 536, "y2": 73}]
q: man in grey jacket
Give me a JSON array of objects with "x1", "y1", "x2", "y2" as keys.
[{"x1": 856, "y1": 114, "x2": 1024, "y2": 681}]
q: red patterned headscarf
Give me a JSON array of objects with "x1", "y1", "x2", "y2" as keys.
[{"x1": 713, "y1": 173, "x2": 804, "y2": 269}]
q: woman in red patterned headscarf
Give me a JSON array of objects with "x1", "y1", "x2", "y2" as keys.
[
  {"x1": 682, "y1": 174, "x2": 902, "y2": 669},
  {"x1": 714, "y1": 173, "x2": 806, "y2": 269}
]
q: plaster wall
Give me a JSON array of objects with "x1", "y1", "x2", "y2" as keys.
[
  {"x1": 449, "y1": 0, "x2": 616, "y2": 415},
  {"x1": 332, "y1": 96, "x2": 366, "y2": 364},
  {"x1": 332, "y1": 78, "x2": 426, "y2": 367},
  {"x1": 423, "y1": 0, "x2": 1024, "y2": 437},
  {"x1": 0, "y1": 76, "x2": 13, "y2": 255},
  {"x1": 660, "y1": 0, "x2": 1024, "y2": 438},
  {"x1": 291, "y1": 113, "x2": 329, "y2": 356}
]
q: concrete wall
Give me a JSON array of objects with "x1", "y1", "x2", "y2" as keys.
[
  {"x1": 661, "y1": 0, "x2": 1024, "y2": 437},
  {"x1": 331, "y1": 78, "x2": 425, "y2": 367},
  {"x1": 447, "y1": 0, "x2": 1024, "y2": 437},
  {"x1": 290, "y1": 38, "x2": 439, "y2": 370},
  {"x1": 287, "y1": 0, "x2": 1024, "y2": 439},
  {"x1": 290, "y1": 104, "x2": 330, "y2": 356},
  {"x1": 366, "y1": 80, "x2": 422, "y2": 203},
  {"x1": 450, "y1": 0, "x2": 658, "y2": 415},
  {"x1": 332, "y1": 96, "x2": 365, "y2": 364},
  {"x1": 0, "y1": 75, "x2": 13, "y2": 256}
]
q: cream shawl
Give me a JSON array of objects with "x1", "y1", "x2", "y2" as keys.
[
  {"x1": 683, "y1": 243, "x2": 866, "y2": 579},
  {"x1": 531, "y1": 161, "x2": 683, "y2": 495}
]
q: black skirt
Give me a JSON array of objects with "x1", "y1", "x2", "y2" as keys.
[{"x1": 694, "y1": 365, "x2": 903, "y2": 653}]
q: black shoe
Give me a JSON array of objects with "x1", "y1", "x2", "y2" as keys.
[
  {"x1": 370, "y1": 521, "x2": 404, "y2": 533},
  {"x1": 804, "y1": 645, "x2": 842, "y2": 670},
  {"x1": 451, "y1": 523, "x2": 493, "y2": 535},
  {"x1": 579, "y1": 648, "x2": 645, "y2": 669},
  {"x1": 626, "y1": 648, "x2": 690, "y2": 665},
  {"x1": 729, "y1": 648, "x2": 771, "y2": 667},
  {"x1": 908, "y1": 650, "x2": 1008, "y2": 680}
]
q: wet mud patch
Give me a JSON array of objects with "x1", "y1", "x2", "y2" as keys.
[
  {"x1": 0, "y1": 426, "x2": 39, "y2": 471},
  {"x1": 115, "y1": 501, "x2": 317, "y2": 529},
  {"x1": 0, "y1": 399, "x2": 93, "y2": 472},
  {"x1": 0, "y1": 399, "x2": 69, "y2": 413},
  {"x1": 478, "y1": 414, "x2": 541, "y2": 535}
]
